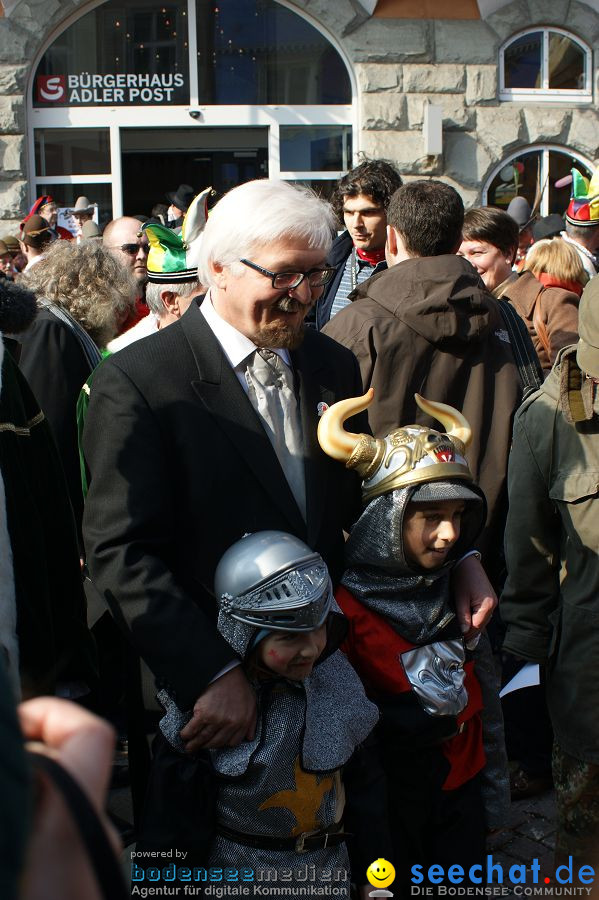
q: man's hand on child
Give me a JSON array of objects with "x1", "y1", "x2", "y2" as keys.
[
  {"x1": 452, "y1": 554, "x2": 497, "y2": 640},
  {"x1": 180, "y1": 666, "x2": 257, "y2": 751}
]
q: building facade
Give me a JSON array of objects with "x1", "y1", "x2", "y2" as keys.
[{"x1": 0, "y1": 0, "x2": 597, "y2": 229}]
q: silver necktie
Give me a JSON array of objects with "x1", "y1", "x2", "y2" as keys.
[{"x1": 245, "y1": 349, "x2": 306, "y2": 521}]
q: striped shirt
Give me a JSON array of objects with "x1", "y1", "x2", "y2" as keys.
[{"x1": 329, "y1": 249, "x2": 386, "y2": 320}]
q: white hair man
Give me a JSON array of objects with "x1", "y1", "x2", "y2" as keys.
[
  {"x1": 107, "y1": 280, "x2": 203, "y2": 352},
  {"x1": 81, "y1": 179, "x2": 369, "y2": 860}
]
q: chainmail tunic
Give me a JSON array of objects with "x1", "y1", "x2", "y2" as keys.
[
  {"x1": 341, "y1": 482, "x2": 509, "y2": 829},
  {"x1": 202, "y1": 599, "x2": 378, "y2": 892},
  {"x1": 210, "y1": 681, "x2": 350, "y2": 893}
]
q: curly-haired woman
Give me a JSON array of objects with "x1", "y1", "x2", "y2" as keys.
[{"x1": 18, "y1": 240, "x2": 135, "y2": 535}]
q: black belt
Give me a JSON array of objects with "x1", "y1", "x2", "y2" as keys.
[{"x1": 217, "y1": 821, "x2": 347, "y2": 853}]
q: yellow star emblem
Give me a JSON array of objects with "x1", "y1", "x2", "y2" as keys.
[{"x1": 259, "y1": 756, "x2": 334, "y2": 836}]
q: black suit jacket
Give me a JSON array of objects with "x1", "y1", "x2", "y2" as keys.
[{"x1": 82, "y1": 300, "x2": 366, "y2": 707}]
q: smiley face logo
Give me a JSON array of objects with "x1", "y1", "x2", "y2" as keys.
[{"x1": 366, "y1": 858, "x2": 396, "y2": 889}]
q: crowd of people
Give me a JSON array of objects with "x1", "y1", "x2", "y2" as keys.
[{"x1": 2, "y1": 160, "x2": 599, "y2": 899}]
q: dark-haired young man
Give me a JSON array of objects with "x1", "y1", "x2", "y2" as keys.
[
  {"x1": 323, "y1": 179, "x2": 522, "y2": 588},
  {"x1": 313, "y1": 158, "x2": 402, "y2": 330}
]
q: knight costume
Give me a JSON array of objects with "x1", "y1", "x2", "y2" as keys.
[
  {"x1": 318, "y1": 392, "x2": 508, "y2": 889},
  {"x1": 158, "y1": 531, "x2": 389, "y2": 893}
]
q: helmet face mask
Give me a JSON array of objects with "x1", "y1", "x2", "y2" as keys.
[
  {"x1": 221, "y1": 562, "x2": 333, "y2": 632},
  {"x1": 215, "y1": 531, "x2": 332, "y2": 636}
]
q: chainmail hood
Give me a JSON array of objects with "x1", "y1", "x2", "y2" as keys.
[{"x1": 342, "y1": 481, "x2": 486, "y2": 643}]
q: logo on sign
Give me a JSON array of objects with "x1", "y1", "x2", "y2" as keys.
[{"x1": 36, "y1": 75, "x2": 66, "y2": 103}]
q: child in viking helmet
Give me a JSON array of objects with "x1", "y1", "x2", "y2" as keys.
[{"x1": 318, "y1": 390, "x2": 496, "y2": 890}]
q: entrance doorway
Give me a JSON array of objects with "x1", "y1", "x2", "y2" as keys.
[{"x1": 121, "y1": 126, "x2": 269, "y2": 216}]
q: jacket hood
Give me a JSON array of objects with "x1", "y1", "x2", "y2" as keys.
[{"x1": 351, "y1": 254, "x2": 496, "y2": 352}]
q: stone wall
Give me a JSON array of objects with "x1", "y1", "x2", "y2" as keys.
[
  {"x1": 0, "y1": 0, "x2": 598, "y2": 228},
  {"x1": 0, "y1": 0, "x2": 84, "y2": 230},
  {"x1": 342, "y1": 0, "x2": 599, "y2": 206}
]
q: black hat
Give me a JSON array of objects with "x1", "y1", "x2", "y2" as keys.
[
  {"x1": 532, "y1": 214, "x2": 564, "y2": 241},
  {"x1": 507, "y1": 196, "x2": 535, "y2": 232},
  {"x1": 166, "y1": 184, "x2": 195, "y2": 213}
]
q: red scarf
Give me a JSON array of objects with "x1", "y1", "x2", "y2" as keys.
[
  {"x1": 355, "y1": 247, "x2": 386, "y2": 265},
  {"x1": 537, "y1": 272, "x2": 584, "y2": 297}
]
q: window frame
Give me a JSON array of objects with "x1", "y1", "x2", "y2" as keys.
[
  {"x1": 27, "y1": 0, "x2": 357, "y2": 217},
  {"x1": 482, "y1": 144, "x2": 594, "y2": 217},
  {"x1": 499, "y1": 27, "x2": 592, "y2": 103}
]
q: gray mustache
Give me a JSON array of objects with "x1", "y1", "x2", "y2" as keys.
[{"x1": 275, "y1": 296, "x2": 307, "y2": 313}]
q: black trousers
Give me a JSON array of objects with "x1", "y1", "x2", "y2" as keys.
[
  {"x1": 382, "y1": 743, "x2": 486, "y2": 895},
  {"x1": 501, "y1": 652, "x2": 553, "y2": 775},
  {"x1": 131, "y1": 733, "x2": 216, "y2": 891}
]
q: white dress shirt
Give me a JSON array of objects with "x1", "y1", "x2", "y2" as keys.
[
  {"x1": 200, "y1": 290, "x2": 291, "y2": 386},
  {"x1": 199, "y1": 291, "x2": 295, "y2": 683}
]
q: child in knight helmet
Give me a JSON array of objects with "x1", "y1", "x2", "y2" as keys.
[
  {"x1": 159, "y1": 530, "x2": 391, "y2": 897},
  {"x1": 318, "y1": 390, "x2": 508, "y2": 893}
]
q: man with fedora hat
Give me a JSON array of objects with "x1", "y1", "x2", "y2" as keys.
[
  {"x1": 166, "y1": 183, "x2": 195, "y2": 229},
  {"x1": 0, "y1": 234, "x2": 26, "y2": 274},
  {"x1": 502, "y1": 275, "x2": 599, "y2": 875},
  {"x1": 506, "y1": 195, "x2": 536, "y2": 268},
  {"x1": 66, "y1": 196, "x2": 96, "y2": 241},
  {"x1": 19, "y1": 215, "x2": 55, "y2": 272},
  {"x1": 0, "y1": 240, "x2": 15, "y2": 279}
]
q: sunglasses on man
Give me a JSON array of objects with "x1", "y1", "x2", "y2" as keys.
[{"x1": 111, "y1": 240, "x2": 150, "y2": 256}]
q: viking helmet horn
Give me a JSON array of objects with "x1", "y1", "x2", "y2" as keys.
[
  {"x1": 414, "y1": 393, "x2": 472, "y2": 449},
  {"x1": 317, "y1": 389, "x2": 374, "y2": 463}
]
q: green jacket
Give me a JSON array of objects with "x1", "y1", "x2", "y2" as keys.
[{"x1": 502, "y1": 344, "x2": 599, "y2": 762}]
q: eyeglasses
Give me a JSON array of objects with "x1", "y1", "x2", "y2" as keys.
[
  {"x1": 110, "y1": 241, "x2": 150, "y2": 256},
  {"x1": 240, "y1": 258, "x2": 335, "y2": 290}
]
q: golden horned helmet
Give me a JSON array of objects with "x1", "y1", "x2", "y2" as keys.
[{"x1": 318, "y1": 390, "x2": 473, "y2": 503}]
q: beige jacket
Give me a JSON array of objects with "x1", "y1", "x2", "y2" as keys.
[{"x1": 496, "y1": 271, "x2": 579, "y2": 374}]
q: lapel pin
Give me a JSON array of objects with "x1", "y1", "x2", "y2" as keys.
[{"x1": 317, "y1": 402, "x2": 329, "y2": 417}]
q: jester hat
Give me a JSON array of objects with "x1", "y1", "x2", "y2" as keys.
[
  {"x1": 142, "y1": 186, "x2": 212, "y2": 283},
  {"x1": 565, "y1": 168, "x2": 599, "y2": 227}
]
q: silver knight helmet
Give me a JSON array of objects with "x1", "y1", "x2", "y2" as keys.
[
  {"x1": 214, "y1": 531, "x2": 332, "y2": 650},
  {"x1": 317, "y1": 389, "x2": 474, "y2": 502}
]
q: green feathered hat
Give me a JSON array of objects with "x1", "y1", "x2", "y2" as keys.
[{"x1": 143, "y1": 186, "x2": 212, "y2": 283}]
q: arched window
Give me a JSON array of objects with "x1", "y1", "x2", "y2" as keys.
[
  {"x1": 483, "y1": 146, "x2": 594, "y2": 218},
  {"x1": 195, "y1": 0, "x2": 351, "y2": 105},
  {"x1": 28, "y1": 0, "x2": 354, "y2": 222},
  {"x1": 499, "y1": 28, "x2": 592, "y2": 103}
]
